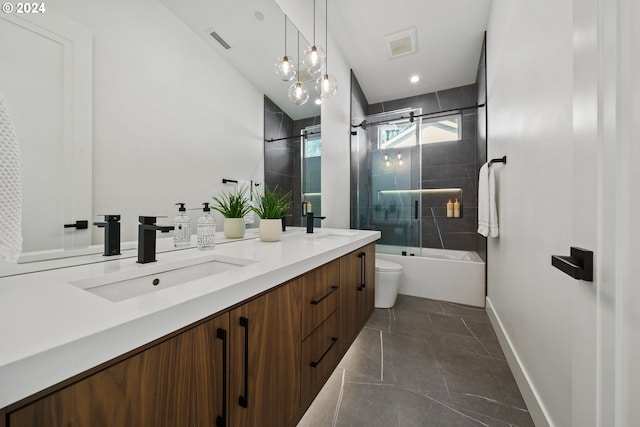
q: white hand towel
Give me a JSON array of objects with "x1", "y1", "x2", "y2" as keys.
[
  {"x1": 477, "y1": 163, "x2": 499, "y2": 237},
  {"x1": 0, "y1": 95, "x2": 23, "y2": 262}
]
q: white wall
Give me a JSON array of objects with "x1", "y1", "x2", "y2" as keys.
[
  {"x1": 53, "y1": 0, "x2": 265, "y2": 242},
  {"x1": 485, "y1": 0, "x2": 574, "y2": 425}
]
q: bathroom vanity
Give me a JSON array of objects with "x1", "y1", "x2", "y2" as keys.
[{"x1": 0, "y1": 228, "x2": 379, "y2": 426}]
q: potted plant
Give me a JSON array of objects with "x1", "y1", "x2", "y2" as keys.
[
  {"x1": 252, "y1": 185, "x2": 291, "y2": 242},
  {"x1": 211, "y1": 187, "x2": 252, "y2": 239}
]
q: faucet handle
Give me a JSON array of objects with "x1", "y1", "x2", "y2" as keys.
[
  {"x1": 97, "y1": 214, "x2": 120, "y2": 222},
  {"x1": 139, "y1": 216, "x2": 167, "y2": 225}
]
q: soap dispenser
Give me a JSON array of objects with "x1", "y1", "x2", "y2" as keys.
[
  {"x1": 173, "y1": 203, "x2": 191, "y2": 248},
  {"x1": 453, "y1": 198, "x2": 461, "y2": 218},
  {"x1": 197, "y1": 202, "x2": 216, "y2": 249}
]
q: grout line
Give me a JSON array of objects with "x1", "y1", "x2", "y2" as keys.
[
  {"x1": 332, "y1": 368, "x2": 346, "y2": 427},
  {"x1": 423, "y1": 395, "x2": 489, "y2": 427},
  {"x1": 380, "y1": 330, "x2": 384, "y2": 382},
  {"x1": 461, "y1": 318, "x2": 492, "y2": 356}
]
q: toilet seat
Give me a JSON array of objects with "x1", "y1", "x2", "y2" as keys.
[{"x1": 375, "y1": 258, "x2": 403, "y2": 272}]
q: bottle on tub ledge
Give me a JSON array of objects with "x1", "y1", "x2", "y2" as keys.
[
  {"x1": 197, "y1": 202, "x2": 216, "y2": 249},
  {"x1": 446, "y1": 199, "x2": 453, "y2": 218},
  {"x1": 453, "y1": 198, "x2": 461, "y2": 218}
]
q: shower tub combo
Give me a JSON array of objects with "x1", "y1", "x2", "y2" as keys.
[{"x1": 376, "y1": 245, "x2": 485, "y2": 307}]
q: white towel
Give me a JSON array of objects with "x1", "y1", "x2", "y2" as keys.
[
  {"x1": 477, "y1": 163, "x2": 499, "y2": 237},
  {"x1": 0, "y1": 95, "x2": 23, "y2": 262}
]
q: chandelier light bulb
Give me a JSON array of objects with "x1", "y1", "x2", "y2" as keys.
[
  {"x1": 303, "y1": 44, "x2": 326, "y2": 74},
  {"x1": 274, "y1": 55, "x2": 296, "y2": 81},
  {"x1": 315, "y1": 73, "x2": 337, "y2": 98},
  {"x1": 288, "y1": 81, "x2": 309, "y2": 105}
]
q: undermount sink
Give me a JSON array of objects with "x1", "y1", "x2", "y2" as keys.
[
  {"x1": 306, "y1": 230, "x2": 357, "y2": 239},
  {"x1": 70, "y1": 254, "x2": 255, "y2": 302}
]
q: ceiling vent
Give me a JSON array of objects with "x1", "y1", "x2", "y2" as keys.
[
  {"x1": 209, "y1": 30, "x2": 231, "y2": 50},
  {"x1": 384, "y1": 27, "x2": 418, "y2": 59}
]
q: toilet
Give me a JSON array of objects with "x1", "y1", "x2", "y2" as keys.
[{"x1": 374, "y1": 256, "x2": 403, "y2": 308}]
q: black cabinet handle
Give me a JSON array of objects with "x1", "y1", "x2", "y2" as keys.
[
  {"x1": 310, "y1": 337, "x2": 338, "y2": 368},
  {"x1": 64, "y1": 220, "x2": 88, "y2": 229},
  {"x1": 357, "y1": 252, "x2": 366, "y2": 291},
  {"x1": 414, "y1": 200, "x2": 419, "y2": 220},
  {"x1": 551, "y1": 247, "x2": 593, "y2": 281},
  {"x1": 216, "y1": 328, "x2": 227, "y2": 427},
  {"x1": 311, "y1": 285, "x2": 339, "y2": 305},
  {"x1": 238, "y1": 317, "x2": 249, "y2": 408}
]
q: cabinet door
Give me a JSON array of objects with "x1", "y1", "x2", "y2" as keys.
[
  {"x1": 301, "y1": 309, "x2": 340, "y2": 406},
  {"x1": 229, "y1": 279, "x2": 301, "y2": 427},
  {"x1": 301, "y1": 259, "x2": 340, "y2": 339},
  {"x1": 9, "y1": 313, "x2": 230, "y2": 427},
  {"x1": 339, "y1": 243, "x2": 376, "y2": 354}
]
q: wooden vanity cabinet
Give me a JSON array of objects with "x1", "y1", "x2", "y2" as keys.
[
  {"x1": 229, "y1": 278, "x2": 302, "y2": 427},
  {"x1": 339, "y1": 243, "x2": 376, "y2": 354},
  {"x1": 8, "y1": 313, "x2": 230, "y2": 427},
  {"x1": 4, "y1": 242, "x2": 376, "y2": 427}
]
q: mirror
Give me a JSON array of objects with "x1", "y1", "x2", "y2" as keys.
[{"x1": 0, "y1": 0, "x2": 319, "y2": 273}]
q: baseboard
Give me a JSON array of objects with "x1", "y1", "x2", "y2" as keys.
[{"x1": 486, "y1": 297, "x2": 552, "y2": 427}]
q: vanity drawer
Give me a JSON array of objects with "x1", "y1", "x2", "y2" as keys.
[
  {"x1": 301, "y1": 259, "x2": 340, "y2": 338},
  {"x1": 301, "y1": 309, "x2": 340, "y2": 406}
]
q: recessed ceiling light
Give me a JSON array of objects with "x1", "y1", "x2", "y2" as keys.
[
  {"x1": 254, "y1": 11, "x2": 265, "y2": 21},
  {"x1": 410, "y1": 75, "x2": 420, "y2": 83},
  {"x1": 314, "y1": 98, "x2": 322, "y2": 105}
]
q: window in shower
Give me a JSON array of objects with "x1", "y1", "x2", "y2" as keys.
[
  {"x1": 302, "y1": 125, "x2": 322, "y2": 224},
  {"x1": 420, "y1": 114, "x2": 462, "y2": 144}
]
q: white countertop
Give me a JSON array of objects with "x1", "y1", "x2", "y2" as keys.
[{"x1": 0, "y1": 227, "x2": 380, "y2": 408}]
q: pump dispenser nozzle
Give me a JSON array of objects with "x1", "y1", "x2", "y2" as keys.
[{"x1": 176, "y1": 202, "x2": 186, "y2": 212}]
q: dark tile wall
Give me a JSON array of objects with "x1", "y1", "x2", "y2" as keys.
[
  {"x1": 264, "y1": 96, "x2": 320, "y2": 227},
  {"x1": 476, "y1": 34, "x2": 488, "y2": 263},
  {"x1": 366, "y1": 85, "x2": 479, "y2": 251},
  {"x1": 350, "y1": 72, "x2": 371, "y2": 229},
  {"x1": 264, "y1": 96, "x2": 295, "y2": 225}
]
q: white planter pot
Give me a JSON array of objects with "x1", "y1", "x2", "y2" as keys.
[
  {"x1": 223, "y1": 218, "x2": 245, "y2": 239},
  {"x1": 259, "y1": 219, "x2": 282, "y2": 242}
]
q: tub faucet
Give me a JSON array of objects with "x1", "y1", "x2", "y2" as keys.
[
  {"x1": 138, "y1": 216, "x2": 174, "y2": 264},
  {"x1": 94, "y1": 214, "x2": 121, "y2": 256}
]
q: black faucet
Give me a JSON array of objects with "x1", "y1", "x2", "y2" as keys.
[
  {"x1": 93, "y1": 215, "x2": 121, "y2": 256},
  {"x1": 138, "y1": 216, "x2": 174, "y2": 264},
  {"x1": 306, "y1": 212, "x2": 326, "y2": 234}
]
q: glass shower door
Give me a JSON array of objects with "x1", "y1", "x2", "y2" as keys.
[{"x1": 364, "y1": 109, "x2": 422, "y2": 255}]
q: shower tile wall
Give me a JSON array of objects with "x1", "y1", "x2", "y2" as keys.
[
  {"x1": 368, "y1": 85, "x2": 479, "y2": 251},
  {"x1": 264, "y1": 96, "x2": 320, "y2": 227},
  {"x1": 350, "y1": 72, "x2": 371, "y2": 229}
]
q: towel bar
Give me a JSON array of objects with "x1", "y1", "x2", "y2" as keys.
[{"x1": 488, "y1": 156, "x2": 507, "y2": 167}]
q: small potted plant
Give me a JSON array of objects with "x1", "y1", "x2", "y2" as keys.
[
  {"x1": 252, "y1": 185, "x2": 291, "y2": 242},
  {"x1": 211, "y1": 187, "x2": 252, "y2": 239}
]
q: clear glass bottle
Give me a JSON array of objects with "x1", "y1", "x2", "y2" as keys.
[
  {"x1": 173, "y1": 203, "x2": 191, "y2": 248},
  {"x1": 197, "y1": 202, "x2": 216, "y2": 249}
]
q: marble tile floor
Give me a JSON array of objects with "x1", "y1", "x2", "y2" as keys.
[{"x1": 298, "y1": 295, "x2": 534, "y2": 427}]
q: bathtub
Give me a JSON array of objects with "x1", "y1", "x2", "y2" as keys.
[{"x1": 376, "y1": 245, "x2": 486, "y2": 307}]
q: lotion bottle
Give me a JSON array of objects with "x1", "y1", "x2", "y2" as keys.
[
  {"x1": 197, "y1": 202, "x2": 216, "y2": 249},
  {"x1": 453, "y1": 198, "x2": 461, "y2": 218},
  {"x1": 446, "y1": 200, "x2": 453, "y2": 218},
  {"x1": 173, "y1": 203, "x2": 191, "y2": 248}
]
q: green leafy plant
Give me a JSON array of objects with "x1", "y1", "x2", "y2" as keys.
[
  {"x1": 252, "y1": 185, "x2": 291, "y2": 219},
  {"x1": 211, "y1": 187, "x2": 252, "y2": 218}
]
